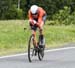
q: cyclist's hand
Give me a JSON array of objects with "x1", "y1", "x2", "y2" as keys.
[
  {"x1": 29, "y1": 20, "x2": 33, "y2": 26},
  {"x1": 33, "y1": 20, "x2": 37, "y2": 24},
  {"x1": 29, "y1": 20, "x2": 37, "y2": 26},
  {"x1": 35, "y1": 23, "x2": 40, "y2": 27}
]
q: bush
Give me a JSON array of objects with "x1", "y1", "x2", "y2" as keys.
[
  {"x1": 5, "y1": 5, "x2": 23, "y2": 19},
  {"x1": 64, "y1": 12, "x2": 75, "y2": 25},
  {"x1": 52, "y1": 6, "x2": 75, "y2": 25},
  {"x1": 52, "y1": 6, "x2": 71, "y2": 25},
  {"x1": 16, "y1": 9, "x2": 23, "y2": 19}
]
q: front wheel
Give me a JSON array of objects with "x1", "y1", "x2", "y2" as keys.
[{"x1": 28, "y1": 35, "x2": 35, "y2": 62}]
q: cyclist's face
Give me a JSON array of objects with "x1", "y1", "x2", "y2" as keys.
[
  {"x1": 32, "y1": 15, "x2": 38, "y2": 18},
  {"x1": 32, "y1": 10, "x2": 38, "y2": 18},
  {"x1": 32, "y1": 13, "x2": 38, "y2": 18}
]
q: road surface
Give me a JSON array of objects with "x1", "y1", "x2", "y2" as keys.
[{"x1": 0, "y1": 44, "x2": 75, "y2": 68}]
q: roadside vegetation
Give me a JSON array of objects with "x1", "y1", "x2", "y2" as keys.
[
  {"x1": 0, "y1": 20, "x2": 75, "y2": 55},
  {"x1": 0, "y1": 0, "x2": 75, "y2": 56}
]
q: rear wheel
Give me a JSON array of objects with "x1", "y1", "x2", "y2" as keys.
[
  {"x1": 38, "y1": 47, "x2": 44, "y2": 61},
  {"x1": 38, "y1": 35, "x2": 45, "y2": 61}
]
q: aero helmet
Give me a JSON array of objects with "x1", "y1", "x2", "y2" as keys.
[{"x1": 30, "y1": 5, "x2": 38, "y2": 14}]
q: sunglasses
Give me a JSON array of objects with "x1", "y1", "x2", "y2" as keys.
[{"x1": 32, "y1": 13, "x2": 38, "y2": 15}]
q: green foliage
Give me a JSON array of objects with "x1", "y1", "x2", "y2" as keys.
[
  {"x1": 5, "y1": 5, "x2": 17, "y2": 19},
  {"x1": 0, "y1": 20, "x2": 75, "y2": 55},
  {"x1": 52, "y1": 6, "x2": 70, "y2": 25},
  {"x1": 52, "y1": 6, "x2": 75, "y2": 25},
  {"x1": 5, "y1": 5, "x2": 23, "y2": 19},
  {"x1": 64, "y1": 12, "x2": 75, "y2": 25},
  {"x1": 0, "y1": 0, "x2": 24, "y2": 19},
  {"x1": 0, "y1": 0, "x2": 75, "y2": 19},
  {"x1": 16, "y1": 9, "x2": 23, "y2": 19}
]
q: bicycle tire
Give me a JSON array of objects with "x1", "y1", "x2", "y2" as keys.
[
  {"x1": 28, "y1": 35, "x2": 34, "y2": 62},
  {"x1": 38, "y1": 35, "x2": 45, "y2": 61},
  {"x1": 38, "y1": 47, "x2": 44, "y2": 61}
]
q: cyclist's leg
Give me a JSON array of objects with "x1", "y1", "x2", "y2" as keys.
[
  {"x1": 39, "y1": 24, "x2": 44, "y2": 36},
  {"x1": 39, "y1": 21, "x2": 44, "y2": 46},
  {"x1": 39, "y1": 14, "x2": 47, "y2": 35},
  {"x1": 30, "y1": 23, "x2": 38, "y2": 48},
  {"x1": 39, "y1": 14, "x2": 47, "y2": 46},
  {"x1": 32, "y1": 30, "x2": 38, "y2": 48}
]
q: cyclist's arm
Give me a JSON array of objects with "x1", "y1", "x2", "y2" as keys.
[
  {"x1": 28, "y1": 10, "x2": 33, "y2": 22},
  {"x1": 37, "y1": 8, "x2": 46, "y2": 26},
  {"x1": 28, "y1": 10, "x2": 35, "y2": 25},
  {"x1": 36, "y1": 12, "x2": 44, "y2": 27}
]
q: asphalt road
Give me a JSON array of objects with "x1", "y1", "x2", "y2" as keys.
[{"x1": 0, "y1": 46, "x2": 75, "y2": 68}]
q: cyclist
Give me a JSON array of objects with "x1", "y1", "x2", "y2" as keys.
[{"x1": 28, "y1": 5, "x2": 47, "y2": 49}]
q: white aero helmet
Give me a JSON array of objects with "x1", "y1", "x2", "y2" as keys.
[{"x1": 30, "y1": 5, "x2": 38, "y2": 14}]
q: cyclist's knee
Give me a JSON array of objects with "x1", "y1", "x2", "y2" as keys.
[
  {"x1": 32, "y1": 30, "x2": 36, "y2": 36},
  {"x1": 32, "y1": 33, "x2": 35, "y2": 37},
  {"x1": 39, "y1": 29, "x2": 43, "y2": 34},
  {"x1": 40, "y1": 29, "x2": 42, "y2": 31}
]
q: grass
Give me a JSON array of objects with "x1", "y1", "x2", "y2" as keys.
[
  {"x1": 0, "y1": 20, "x2": 75, "y2": 56},
  {"x1": 44, "y1": 24, "x2": 75, "y2": 48}
]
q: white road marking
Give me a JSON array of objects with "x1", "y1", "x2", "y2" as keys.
[
  {"x1": 0, "y1": 47, "x2": 75, "y2": 59},
  {"x1": 45, "y1": 47, "x2": 75, "y2": 52}
]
